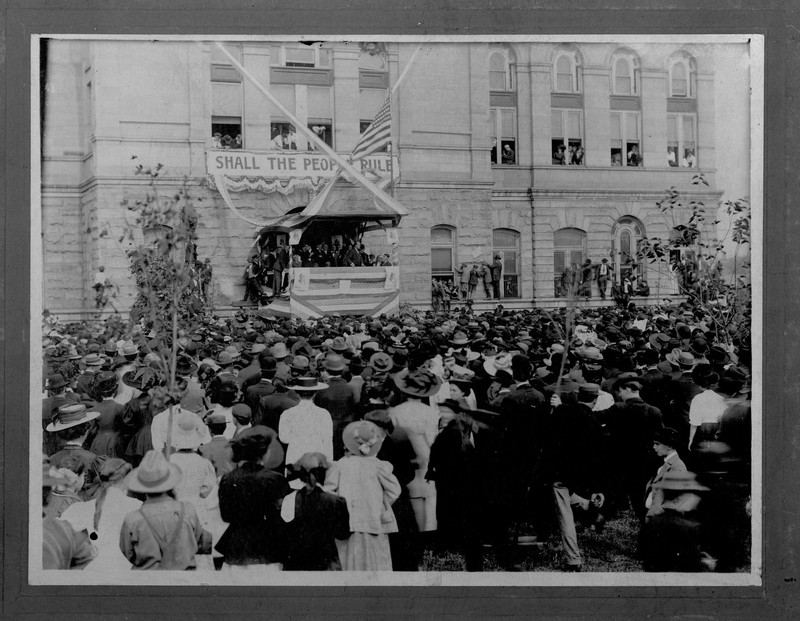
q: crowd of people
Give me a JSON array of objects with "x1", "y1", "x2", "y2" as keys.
[{"x1": 40, "y1": 297, "x2": 751, "y2": 574}]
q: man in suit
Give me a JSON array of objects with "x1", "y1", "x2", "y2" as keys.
[
  {"x1": 245, "y1": 354, "x2": 278, "y2": 419},
  {"x1": 644, "y1": 427, "x2": 687, "y2": 520},
  {"x1": 257, "y1": 381, "x2": 300, "y2": 435},
  {"x1": 273, "y1": 241, "x2": 290, "y2": 294},
  {"x1": 314, "y1": 353, "x2": 358, "y2": 460},
  {"x1": 544, "y1": 384, "x2": 609, "y2": 571},
  {"x1": 199, "y1": 413, "x2": 236, "y2": 478},
  {"x1": 596, "y1": 258, "x2": 610, "y2": 300},
  {"x1": 595, "y1": 377, "x2": 664, "y2": 520}
]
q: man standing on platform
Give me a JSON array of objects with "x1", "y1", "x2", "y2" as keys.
[
  {"x1": 597, "y1": 258, "x2": 610, "y2": 301},
  {"x1": 492, "y1": 254, "x2": 503, "y2": 300}
]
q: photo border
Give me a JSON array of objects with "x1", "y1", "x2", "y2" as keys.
[{"x1": 3, "y1": 1, "x2": 795, "y2": 617}]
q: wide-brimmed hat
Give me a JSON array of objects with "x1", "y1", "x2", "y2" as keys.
[
  {"x1": 483, "y1": 351, "x2": 513, "y2": 377},
  {"x1": 692, "y1": 363, "x2": 720, "y2": 387},
  {"x1": 323, "y1": 353, "x2": 347, "y2": 372},
  {"x1": 666, "y1": 349, "x2": 696, "y2": 369},
  {"x1": 450, "y1": 331, "x2": 470, "y2": 347},
  {"x1": 83, "y1": 353, "x2": 106, "y2": 367},
  {"x1": 174, "y1": 356, "x2": 199, "y2": 376},
  {"x1": 690, "y1": 338, "x2": 709, "y2": 357},
  {"x1": 342, "y1": 420, "x2": 385, "y2": 457},
  {"x1": 653, "y1": 470, "x2": 709, "y2": 492},
  {"x1": 368, "y1": 352, "x2": 394, "y2": 374},
  {"x1": 171, "y1": 410, "x2": 206, "y2": 450},
  {"x1": 124, "y1": 450, "x2": 183, "y2": 494},
  {"x1": 93, "y1": 370, "x2": 119, "y2": 394},
  {"x1": 288, "y1": 377, "x2": 329, "y2": 392},
  {"x1": 122, "y1": 366, "x2": 165, "y2": 391},
  {"x1": 291, "y1": 338, "x2": 314, "y2": 358},
  {"x1": 394, "y1": 368, "x2": 442, "y2": 398},
  {"x1": 290, "y1": 355, "x2": 310, "y2": 373},
  {"x1": 47, "y1": 374, "x2": 68, "y2": 391},
  {"x1": 330, "y1": 336, "x2": 349, "y2": 353},
  {"x1": 577, "y1": 346, "x2": 603, "y2": 362},
  {"x1": 46, "y1": 404, "x2": 101, "y2": 433},
  {"x1": 121, "y1": 340, "x2": 139, "y2": 356},
  {"x1": 648, "y1": 332, "x2": 672, "y2": 351},
  {"x1": 271, "y1": 342, "x2": 289, "y2": 359},
  {"x1": 707, "y1": 345, "x2": 731, "y2": 366}
]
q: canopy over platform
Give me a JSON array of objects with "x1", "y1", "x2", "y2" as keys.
[{"x1": 256, "y1": 176, "x2": 407, "y2": 236}]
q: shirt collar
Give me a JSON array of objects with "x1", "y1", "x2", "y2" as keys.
[{"x1": 664, "y1": 450, "x2": 678, "y2": 463}]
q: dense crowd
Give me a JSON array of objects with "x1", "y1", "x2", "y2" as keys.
[{"x1": 40, "y1": 299, "x2": 752, "y2": 574}]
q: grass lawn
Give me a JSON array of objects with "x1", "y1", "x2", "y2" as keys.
[{"x1": 422, "y1": 508, "x2": 644, "y2": 572}]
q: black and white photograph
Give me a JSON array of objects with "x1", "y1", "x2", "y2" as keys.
[{"x1": 30, "y1": 35, "x2": 761, "y2": 588}]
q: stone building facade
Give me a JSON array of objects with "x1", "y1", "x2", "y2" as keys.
[{"x1": 40, "y1": 39, "x2": 726, "y2": 316}]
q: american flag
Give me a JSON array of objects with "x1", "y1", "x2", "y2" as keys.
[{"x1": 351, "y1": 97, "x2": 391, "y2": 162}]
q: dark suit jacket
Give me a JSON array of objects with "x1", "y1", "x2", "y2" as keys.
[
  {"x1": 245, "y1": 379, "x2": 277, "y2": 421},
  {"x1": 258, "y1": 389, "x2": 300, "y2": 433},
  {"x1": 645, "y1": 452, "x2": 688, "y2": 517},
  {"x1": 216, "y1": 462, "x2": 290, "y2": 564},
  {"x1": 313, "y1": 377, "x2": 357, "y2": 459}
]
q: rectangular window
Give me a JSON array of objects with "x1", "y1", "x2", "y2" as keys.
[
  {"x1": 211, "y1": 81, "x2": 243, "y2": 147},
  {"x1": 270, "y1": 122, "x2": 298, "y2": 150},
  {"x1": 667, "y1": 113, "x2": 697, "y2": 167},
  {"x1": 610, "y1": 112, "x2": 641, "y2": 167},
  {"x1": 272, "y1": 44, "x2": 331, "y2": 68},
  {"x1": 490, "y1": 108, "x2": 517, "y2": 165},
  {"x1": 551, "y1": 110, "x2": 583, "y2": 165},
  {"x1": 308, "y1": 122, "x2": 333, "y2": 150}
]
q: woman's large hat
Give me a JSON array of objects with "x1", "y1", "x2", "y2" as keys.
[
  {"x1": 483, "y1": 351, "x2": 513, "y2": 377},
  {"x1": 342, "y1": 420, "x2": 385, "y2": 457},
  {"x1": 122, "y1": 365, "x2": 165, "y2": 391},
  {"x1": 124, "y1": 450, "x2": 183, "y2": 494},
  {"x1": 46, "y1": 404, "x2": 101, "y2": 433},
  {"x1": 368, "y1": 352, "x2": 394, "y2": 374},
  {"x1": 287, "y1": 377, "x2": 329, "y2": 392},
  {"x1": 393, "y1": 368, "x2": 442, "y2": 398},
  {"x1": 171, "y1": 410, "x2": 206, "y2": 451}
]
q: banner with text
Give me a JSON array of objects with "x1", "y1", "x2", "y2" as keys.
[{"x1": 206, "y1": 150, "x2": 398, "y2": 194}]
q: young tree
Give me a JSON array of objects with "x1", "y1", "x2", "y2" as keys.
[{"x1": 636, "y1": 175, "x2": 751, "y2": 347}]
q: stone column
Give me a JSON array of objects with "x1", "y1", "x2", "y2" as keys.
[
  {"x1": 332, "y1": 45, "x2": 360, "y2": 153},
  {"x1": 242, "y1": 44, "x2": 272, "y2": 150}
]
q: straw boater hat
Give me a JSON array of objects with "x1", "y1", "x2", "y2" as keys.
[
  {"x1": 124, "y1": 450, "x2": 183, "y2": 494},
  {"x1": 342, "y1": 420, "x2": 385, "y2": 457},
  {"x1": 393, "y1": 368, "x2": 442, "y2": 398},
  {"x1": 287, "y1": 377, "x2": 329, "y2": 392},
  {"x1": 46, "y1": 404, "x2": 101, "y2": 433}
]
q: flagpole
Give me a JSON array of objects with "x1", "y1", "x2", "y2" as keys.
[{"x1": 214, "y1": 42, "x2": 407, "y2": 215}]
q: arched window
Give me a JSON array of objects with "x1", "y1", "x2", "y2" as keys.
[
  {"x1": 612, "y1": 217, "x2": 647, "y2": 283},
  {"x1": 553, "y1": 52, "x2": 580, "y2": 93},
  {"x1": 669, "y1": 57, "x2": 695, "y2": 98},
  {"x1": 489, "y1": 50, "x2": 513, "y2": 91},
  {"x1": 492, "y1": 228, "x2": 520, "y2": 298},
  {"x1": 553, "y1": 227, "x2": 586, "y2": 298},
  {"x1": 611, "y1": 53, "x2": 639, "y2": 95},
  {"x1": 431, "y1": 226, "x2": 456, "y2": 284}
]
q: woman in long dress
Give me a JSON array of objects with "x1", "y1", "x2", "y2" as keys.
[
  {"x1": 324, "y1": 421, "x2": 401, "y2": 571},
  {"x1": 387, "y1": 368, "x2": 442, "y2": 534}
]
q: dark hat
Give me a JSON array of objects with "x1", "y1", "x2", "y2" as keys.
[
  {"x1": 707, "y1": 345, "x2": 731, "y2": 366},
  {"x1": 363, "y1": 408, "x2": 394, "y2": 434},
  {"x1": 636, "y1": 348, "x2": 660, "y2": 367},
  {"x1": 260, "y1": 356, "x2": 277, "y2": 376},
  {"x1": 122, "y1": 366, "x2": 165, "y2": 391},
  {"x1": 690, "y1": 338, "x2": 709, "y2": 357},
  {"x1": 94, "y1": 370, "x2": 119, "y2": 394},
  {"x1": 692, "y1": 363, "x2": 720, "y2": 387},
  {"x1": 654, "y1": 427, "x2": 681, "y2": 449},
  {"x1": 348, "y1": 355, "x2": 366, "y2": 373},
  {"x1": 393, "y1": 368, "x2": 442, "y2": 398},
  {"x1": 47, "y1": 374, "x2": 68, "y2": 391},
  {"x1": 175, "y1": 356, "x2": 199, "y2": 376},
  {"x1": 612, "y1": 374, "x2": 645, "y2": 392},
  {"x1": 231, "y1": 403, "x2": 252, "y2": 422}
]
